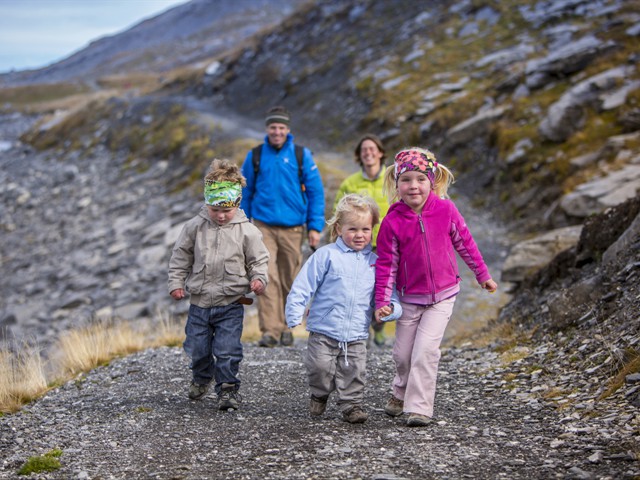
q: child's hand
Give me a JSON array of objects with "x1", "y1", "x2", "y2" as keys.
[
  {"x1": 250, "y1": 279, "x2": 266, "y2": 295},
  {"x1": 481, "y1": 279, "x2": 498, "y2": 293},
  {"x1": 375, "y1": 306, "x2": 392, "y2": 322},
  {"x1": 170, "y1": 288, "x2": 185, "y2": 300}
]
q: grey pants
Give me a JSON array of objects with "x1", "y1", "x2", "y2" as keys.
[{"x1": 305, "y1": 332, "x2": 367, "y2": 412}]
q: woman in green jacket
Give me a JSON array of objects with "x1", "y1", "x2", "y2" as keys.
[{"x1": 334, "y1": 133, "x2": 389, "y2": 346}]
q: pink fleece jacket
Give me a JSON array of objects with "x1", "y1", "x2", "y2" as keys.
[{"x1": 375, "y1": 192, "x2": 491, "y2": 308}]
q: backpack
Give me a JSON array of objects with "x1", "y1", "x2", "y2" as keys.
[{"x1": 251, "y1": 144, "x2": 306, "y2": 192}]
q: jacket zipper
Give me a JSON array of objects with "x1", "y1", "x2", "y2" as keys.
[{"x1": 418, "y1": 215, "x2": 436, "y2": 304}]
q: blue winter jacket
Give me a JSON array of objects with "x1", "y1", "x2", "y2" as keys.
[
  {"x1": 285, "y1": 237, "x2": 402, "y2": 343},
  {"x1": 241, "y1": 134, "x2": 325, "y2": 233}
]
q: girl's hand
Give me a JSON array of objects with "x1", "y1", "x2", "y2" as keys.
[
  {"x1": 481, "y1": 279, "x2": 498, "y2": 293},
  {"x1": 250, "y1": 279, "x2": 266, "y2": 295},
  {"x1": 375, "y1": 306, "x2": 392, "y2": 322},
  {"x1": 170, "y1": 288, "x2": 185, "y2": 300}
]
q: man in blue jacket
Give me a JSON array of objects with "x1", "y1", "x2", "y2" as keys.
[{"x1": 241, "y1": 106, "x2": 325, "y2": 348}]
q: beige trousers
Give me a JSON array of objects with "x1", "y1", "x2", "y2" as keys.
[{"x1": 254, "y1": 220, "x2": 304, "y2": 339}]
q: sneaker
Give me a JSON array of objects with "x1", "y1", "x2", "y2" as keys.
[
  {"x1": 280, "y1": 331, "x2": 294, "y2": 346},
  {"x1": 219, "y1": 383, "x2": 241, "y2": 411},
  {"x1": 406, "y1": 413, "x2": 431, "y2": 427},
  {"x1": 342, "y1": 405, "x2": 368, "y2": 424},
  {"x1": 373, "y1": 330, "x2": 386, "y2": 346},
  {"x1": 258, "y1": 334, "x2": 278, "y2": 348},
  {"x1": 384, "y1": 395, "x2": 404, "y2": 417},
  {"x1": 309, "y1": 395, "x2": 328, "y2": 416},
  {"x1": 188, "y1": 381, "x2": 209, "y2": 400}
]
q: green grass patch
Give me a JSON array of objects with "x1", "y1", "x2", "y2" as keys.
[{"x1": 18, "y1": 449, "x2": 63, "y2": 475}]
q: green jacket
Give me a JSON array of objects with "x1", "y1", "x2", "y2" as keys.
[{"x1": 334, "y1": 166, "x2": 389, "y2": 247}]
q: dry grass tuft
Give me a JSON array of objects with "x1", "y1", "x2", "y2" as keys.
[
  {"x1": 0, "y1": 343, "x2": 49, "y2": 414},
  {"x1": 56, "y1": 320, "x2": 147, "y2": 377}
]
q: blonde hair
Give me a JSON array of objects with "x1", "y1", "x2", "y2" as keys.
[
  {"x1": 383, "y1": 147, "x2": 454, "y2": 202},
  {"x1": 327, "y1": 194, "x2": 380, "y2": 243},
  {"x1": 205, "y1": 158, "x2": 246, "y2": 187}
]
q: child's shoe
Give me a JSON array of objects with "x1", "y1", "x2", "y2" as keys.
[
  {"x1": 384, "y1": 395, "x2": 404, "y2": 417},
  {"x1": 309, "y1": 395, "x2": 328, "y2": 416},
  {"x1": 406, "y1": 413, "x2": 431, "y2": 427},
  {"x1": 188, "y1": 381, "x2": 209, "y2": 400},
  {"x1": 342, "y1": 405, "x2": 368, "y2": 424},
  {"x1": 219, "y1": 383, "x2": 241, "y2": 410}
]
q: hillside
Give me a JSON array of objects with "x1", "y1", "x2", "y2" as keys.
[
  {"x1": 0, "y1": 0, "x2": 638, "y2": 476},
  {"x1": 0, "y1": 0, "x2": 307, "y2": 86}
]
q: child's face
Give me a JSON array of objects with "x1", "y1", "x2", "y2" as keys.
[
  {"x1": 337, "y1": 212, "x2": 373, "y2": 251},
  {"x1": 207, "y1": 206, "x2": 238, "y2": 226},
  {"x1": 397, "y1": 170, "x2": 431, "y2": 213}
]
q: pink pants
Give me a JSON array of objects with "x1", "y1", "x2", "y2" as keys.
[{"x1": 392, "y1": 297, "x2": 456, "y2": 417}]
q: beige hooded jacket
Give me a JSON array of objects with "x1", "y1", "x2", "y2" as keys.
[{"x1": 168, "y1": 205, "x2": 269, "y2": 307}]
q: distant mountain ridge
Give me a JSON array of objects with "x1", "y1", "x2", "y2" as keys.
[{"x1": 0, "y1": 0, "x2": 307, "y2": 86}]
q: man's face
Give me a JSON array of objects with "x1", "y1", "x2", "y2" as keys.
[{"x1": 267, "y1": 122, "x2": 290, "y2": 149}]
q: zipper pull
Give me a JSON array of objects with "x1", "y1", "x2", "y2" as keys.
[{"x1": 418, "y1": 216, "x2": 425, "y2": 233}]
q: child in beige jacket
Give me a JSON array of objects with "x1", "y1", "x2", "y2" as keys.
[{"x1": 168, "y1": 159, "x2": 269, "y2": 410}]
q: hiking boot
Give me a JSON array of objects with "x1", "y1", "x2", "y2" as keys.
[
  {"x1": 406, "y1": 413, "x2": 431, "y2": 427},
  {"x1": 188, "y1": 381, "x2": 209, "y2": 400},
  {"x1": 384, "y1": 395, "x2": 404, "y2": 417},
  {"x1": 373, "y1": 330, "x2": 386, "y2": 346},
  {"x1": 309, "y1": 395, "x2": 328, "y2": 416},
  {"x1": 280, "y1": 331, "x2": 294, "y2": 346},
  {"x1": 258, "y1": 334, "x2": 278, "y2": 348},
  {"x1": 218, "y1": 383, "x2": 241, "y2": 411},
  {"x1": 342, "y1": 405, "x2": 368, "y2": 424}
]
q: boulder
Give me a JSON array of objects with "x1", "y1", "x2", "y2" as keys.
[
  {"x1": 502, "y1": 226, "x2": 583, "y2": 283},
  {"x1": 559, "y1": 164, "x2": 640, "y2": 218}
]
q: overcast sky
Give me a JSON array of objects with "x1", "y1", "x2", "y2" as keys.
[{"x1": 0, "y1": 0, "x2": 188, "y2": 74}]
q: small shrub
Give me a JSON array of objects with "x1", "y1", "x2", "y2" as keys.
[{"x1": 18, "y1": 449, "x2": 63, "y2": 475}]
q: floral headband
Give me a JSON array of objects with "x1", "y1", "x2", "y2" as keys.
[
  {"x1": 204, "y1": 180, "x2": 242, "y2": 207},
  {"x1": 394, "y1": 149, "x2": 438, "y2": 183}
]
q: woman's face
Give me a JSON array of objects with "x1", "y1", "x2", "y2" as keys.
[{"x1": 359, "y1": 139, "x2": 383, "y2": 169}]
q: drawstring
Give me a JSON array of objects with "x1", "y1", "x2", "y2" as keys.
[{"x1": 339, "y1": 341, "x2": 349, "y2": 367}]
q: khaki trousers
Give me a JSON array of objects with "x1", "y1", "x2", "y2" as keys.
[
  {"x1": 305, "y1": 332, "x2": 367, "y2": 412},
  {"x1": 254, "y1": 220, "x2": 304, "y2": 339}
]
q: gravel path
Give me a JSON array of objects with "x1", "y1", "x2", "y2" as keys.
[{"x1": 1, "y1": 341, "x2": 636, "y2": 479}]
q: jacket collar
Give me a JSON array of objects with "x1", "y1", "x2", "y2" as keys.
[{"x1": 336, "y1": 236, "x2": 373, "y2": 254}]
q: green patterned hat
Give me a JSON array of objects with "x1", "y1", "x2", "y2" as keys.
[{"x1": 204, "y1": 180, "x2": 242, "y2": 207}]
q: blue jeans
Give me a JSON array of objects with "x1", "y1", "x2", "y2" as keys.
[{"x1": 183, "y1": 303, "x2": 244, "y2": 393}]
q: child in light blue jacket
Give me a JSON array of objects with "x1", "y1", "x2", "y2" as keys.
[{"x1": 286, "y1": 194, "x2": 401, "y2": 423}]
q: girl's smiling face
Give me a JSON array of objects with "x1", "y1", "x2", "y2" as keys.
[
  {"x1": 337, "y1": 212, "x2": 373, "y2": 251},
  {"x1": 397, "y1": 170, "x2": 431, "y2": 213}
]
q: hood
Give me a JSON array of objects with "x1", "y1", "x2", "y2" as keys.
[{"x1": 197, "y1": 204, "x2": 249, "y2": 226}]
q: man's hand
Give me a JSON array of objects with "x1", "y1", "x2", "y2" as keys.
[{"x1": 308, "y1": 230, "x2": 320, "y2": 248}]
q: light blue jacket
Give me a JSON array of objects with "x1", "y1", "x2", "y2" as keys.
[
  {"x1": 241, "y1": 134, "x2": 325, "y2": 233},
  {"x1": 286, "y1": 237, "x2": 402, "y2": 343}
]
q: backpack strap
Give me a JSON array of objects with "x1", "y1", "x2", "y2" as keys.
[{"x1": 252, "y1": 144, "x2": 306, "y2": 191}]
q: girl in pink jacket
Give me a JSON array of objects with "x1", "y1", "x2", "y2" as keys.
[{"x1": 374, "y1": 147, "x2": 498, "y2": 427}]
